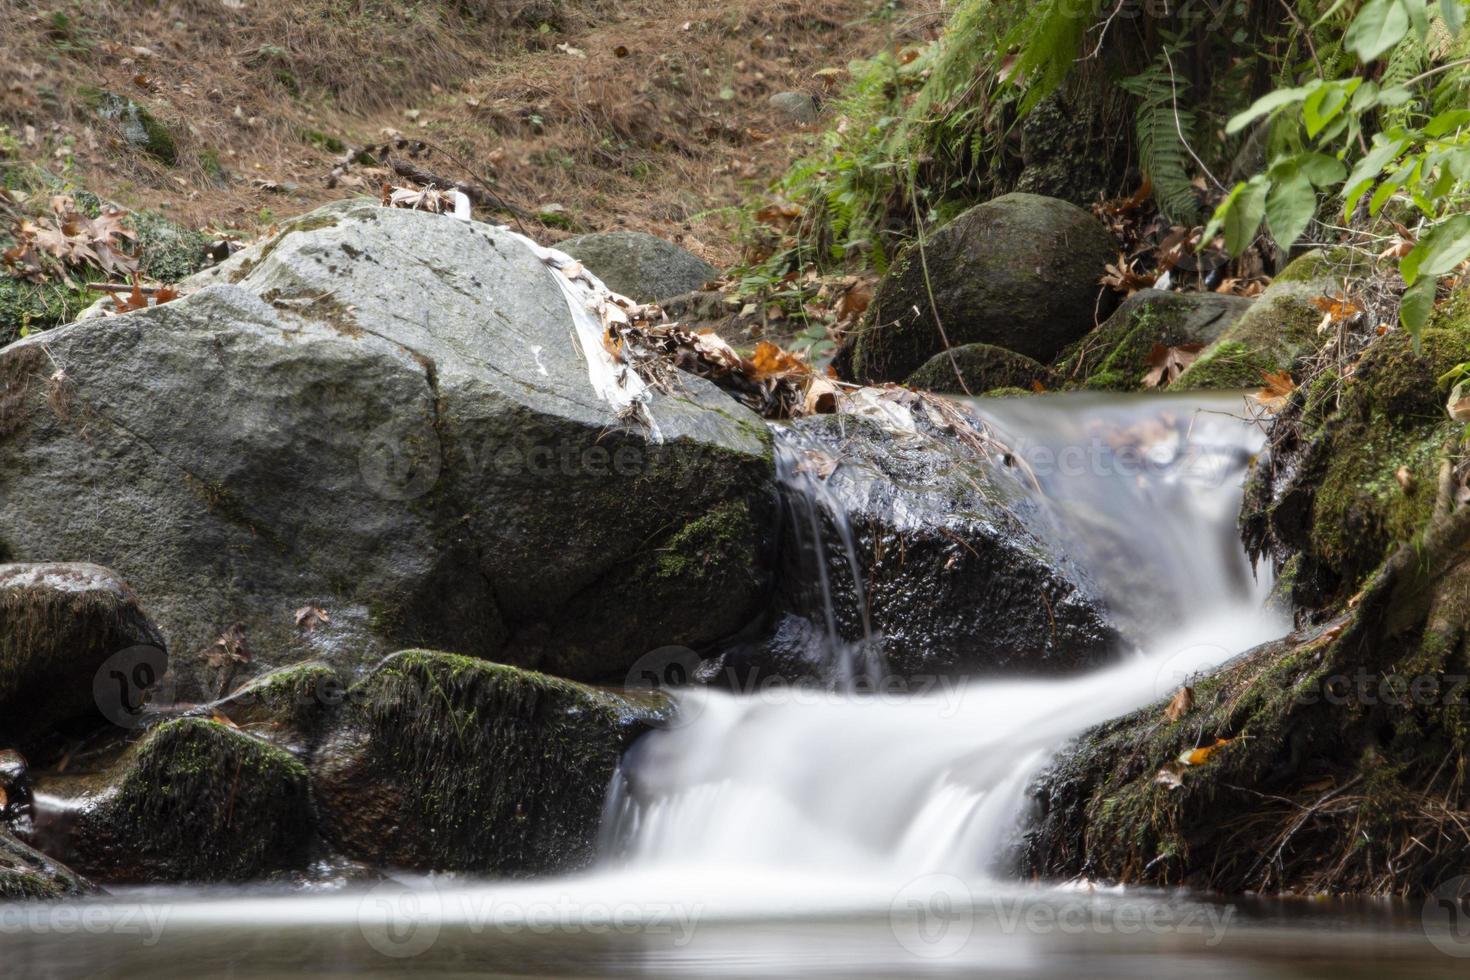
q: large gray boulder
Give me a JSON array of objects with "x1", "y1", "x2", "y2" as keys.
[
  {"x1": 854, "y1": 193, "x2": 1115, "y2": 382},
  {"x1": 556, "y1": 230, "x2": 717, "y2": 303},
  {"x1": 0, "y1": 199, "x2": 775, "y2": 698},
  {"x1": 0, "y1": 563, "x2": 166, "y2": 744}
]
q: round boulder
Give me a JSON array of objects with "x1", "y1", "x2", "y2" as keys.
[
  {"x1": 0, "y1": 563, "x2": 166, "y2": 744},
  {"x1": 904, "y1": 343, "x2": 1054, "y2": 395},
  {"x1": 854, "y1": 192, "x2": 1115, "y2": 381},
  {"x1": 556, "y1": 230, "x2": 717, "y2": 303}
]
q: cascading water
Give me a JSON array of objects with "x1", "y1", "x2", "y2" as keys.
[{"x1": 603, "y1": 392, "x2": 1287, "y2": 881}]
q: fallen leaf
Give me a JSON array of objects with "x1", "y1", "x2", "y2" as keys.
[
  {"x1": 200, "y1": 623, "x2": 253, "y2": 668},
  {"x1": 804, "y1": 375, "x2": 839, "y2": 415},
  {"x1": 1164, "y1": 685, "x2": 1194, "y2": 723},
  {"x1": 1253, "y1": 369, "x2": 1298, "y2": 413},
  {"x1": 1142, "y1": 343, "x2": 1202, "y2": 389},
  {"x1": 295, "y1": 604, "x2": 331, "y2": 632},
  {"x1": 1448, "y1": 381, "x2": 1470, "y2": 423},
  {"x1": 1178, "y1": 736, "x2": 1235, "y2": 767},
  {"x1": 749, "y1": 340, "x2": 810, "y2": 380}
]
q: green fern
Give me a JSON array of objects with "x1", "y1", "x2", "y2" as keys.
[{"x1": 1120, "y1": 49, "x2": 1204, "y2": 223}]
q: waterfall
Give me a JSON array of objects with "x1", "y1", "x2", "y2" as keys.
[{"x1": 602, "y1": 392, "x2": 1286, "y2": 881}]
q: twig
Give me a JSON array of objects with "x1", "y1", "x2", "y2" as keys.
[
  {"x1": 85, "y1": 282, "x2": 166, "y2": 294},
  {"x1": 1163, "y1": 47, "x2": 1226, "y2": 193}
]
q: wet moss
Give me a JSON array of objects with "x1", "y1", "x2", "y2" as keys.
[
  {"x1": 77, "y1": 717, "x2": 313, "y2": 882},
  {"x1": 313, "y1": 650, "x2": 663, "y2": 875},
  {"x1": 655, "y1": 500, "x2": 760, "y2": 580}
]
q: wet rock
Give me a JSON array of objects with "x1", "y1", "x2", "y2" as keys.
[
  {"x1": 28, "y1": 717, "x2": 313, "y2": 883},
  {"x1": 556, "y1": 230, "x2": 718, "y2": 302},
  {"x1": 720, "y1": 413, "x2": 1120, "y2": 683},
  {"x1": 1, "y1": 199, "x2": 775, "y2": 697},
  {"x1": 0, "y1": 563, "x2": 166, "y2": 745},
  {"x1": 904, "y1": 343, "x2": 1054, "y2": 395},
  {"x1": 854, "y1": 193, "x2": 1115, "y2": 382},
  {"x1": 0, "y1": 749, "x2": 32, "y2": 824},
  {"x1": 0, "y1": 830, "x2": 95, "y2": 899},
  {"x1": 1015, "y1": 88, "x2": 1133, "y2": 209},
  {"x1": 311, "y1": 650, "x2": 667, "y2": 875},
  {"x1": 1055, "y1": 290, "x2": 1254, "y2": 390},
  {"x1": 768, "y1": 91, "x2": 819, "y2": 125}
]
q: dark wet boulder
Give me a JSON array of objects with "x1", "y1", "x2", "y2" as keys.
[
  {"x1": 904, "y1": 343, "x2": 1053, "y2": 395},
  {"x1": 854, "y1": 193, "x2": 1115, "y2": 382},
  {"x1": 0, "y1": 830, "x2": 95, "y2": 899},
  {"x1": 715, "y1": 411, "x2": 1120, "y2": 683},
  {"x1": 0, "y1": 199, "x2": 775, "y2": 698},
  {"x1": 27, "y1": 717, "x2": 313, "y2": 883},
  {"x1": 311, "y1": 651, "x2": 666, "y2": 875},
  {"x1": 1054, "y1": 290, "x2": 1254, "y2": 390},
  {"x1": 556, "y1": 230, "x2": 717, "y2": 302},
  {"x1": 0, "y1": 563, "x2": 166, "y2": 744}
]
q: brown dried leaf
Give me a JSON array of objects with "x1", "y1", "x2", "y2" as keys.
[
  {"x1": 1163, "y1": 685, "x2": 1194, "y2": 723},
  {"x1": 1141, "y1": 343, "x2": 1202, "y2": 389},
  {"x1": 295, "y1": 604, "x2": 331, "y2": 632},
  {"x1": 1253, "y1": 369, "x2": 1298, "y2": 413}
]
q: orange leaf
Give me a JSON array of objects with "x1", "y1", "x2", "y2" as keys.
[
  {"x1": 1178, "y1": 736, "x2": 1234, "y2": 767},
  {"x1": 1252, "y1": 369, "x2": 1297, "y2": 413},
  {"x1": 749, "y1": 340, "x2": 809, "y2": 380}
]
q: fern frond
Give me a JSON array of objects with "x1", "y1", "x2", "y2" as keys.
[{"x1": 1120, "y1": 49, "x2": 1203, "y2": 223}]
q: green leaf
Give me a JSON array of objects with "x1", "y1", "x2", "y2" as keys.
[
  {"x1": 1345, "y1": 0, "x2": 1410, "y2": 61},
  {"x1": 1342, "y1": 137, "x2": 1411, "y2": 214},
  {"x1": 1400, "y1": 274, "x2": 1437, "y2": 336},
  {"x1": 1443, "y1": 0, "x2": 1466, "y2": 36},
  {"x1": 1404, "y1": 0, "x2": 1431, "y2": 39},
  {"x1": 1425, "y1": 108, "x2": 1470, "y2": 137},
  {"x1": 1225, "y1": 178, "x2": 1269, "y2": 256},
  {"x1": 1225, "y1": 86, "x2": 1311, "y2": 134},
  {"x1": 1304, "y1": 83, "x2": 1354, "y2": 138},
  {"x1": 1300, "y1": 152, "x2": 1347, "y2": 187},
  {"x1": 1402, "y1": 215, "x2": 1470, "y2": 284},
  {"x1": 1265, "y1": 169, "x2": 1317, "y2": 248}
]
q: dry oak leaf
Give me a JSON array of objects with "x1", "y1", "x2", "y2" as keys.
[
  {"x1": 295, "y1": 604, "x2": 331, "y2": 632},
  {"x1": 1253, "y1": 369, "x2": 1298, "y2": 413},
  {"x1": 1142, "y1": 343, "x2": 1202, "y2": 389},
  {"x1": 1163, "y1": 685, "x2": 1194, "y2": 723}
]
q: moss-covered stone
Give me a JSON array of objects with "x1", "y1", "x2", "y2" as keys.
[
  {"x1": 0, "y1": 563, "x2": 166, "y2": 745},
  {"x1": 855, "y1": 193, "x2": 1116, "y2": 381},
  {"x1": 130, "y1": 210, "x2": 208, "y2": 283},
  {"x1": 1054, "y1": 289, "x2": 1253, "y2": 390},
  {"x1": 904, "y1": 343, "x2": 1053, "y2": 394},
  {"x1": 38, "y1": 717, "x2": 314, "y2": 883},
  {"x1": 86, "y1": 90, "x2": 177, "y2": 166},
  {"x1": 209, "y1": 660, "x2": 346, "y2": 743},
  {"x1": 1174, "y1": 251, "x2": 1353, "y2": 390},
  {"x1": 311, "y1": 650, "x2": 666, "y2": 875},
  {"x1": 0, "y1": 831, "x2": 95, "y2": 899}
]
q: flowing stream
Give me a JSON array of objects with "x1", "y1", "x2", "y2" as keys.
[{"x1": 8, "y1": 392, "x2": 1465, "y2": 977}]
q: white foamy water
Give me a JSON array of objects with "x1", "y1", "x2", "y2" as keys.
[{"x1": 602, "y1": 392, "x2": 1286, "y2": 885}]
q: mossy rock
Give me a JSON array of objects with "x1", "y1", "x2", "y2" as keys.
[
  {"x1": 1243, "y1": 321, "x2": 1470, "y2": 607},
  {"x1": 130, "y1": 210, "x2": 209, "y2": 283},
  {"x1": 312, "y1": 650, "x2": 667, "y2": 875},
  {"x1": 854, "y1": 193, "x2": 1116, "y2": 382},
  {"x1": 87, "y1": 90, "x2": 177, "y2": 166},
  {"x1": 33, "y1": 717, "x2": 314, "y2": 883},
  {"x1": 206, "y1": 660, "x2": 347, "y2": 746},
  {"x1": 904, "y1": 343, "x2": 1053, "y2": 394},
  {"x1": 1174, "y1": 250, "x2": 1362, "y2": 390},
  {"x1": 1054, "y1": 289, "x2": 1253, "y2": 391},
  {"x1": 0, "y1": 563, "x2": 166, "y2": 746},
  {"x1": 0, "y1": 831, "x2": 95, "y2": 899}
]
